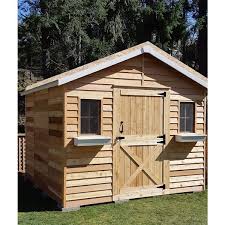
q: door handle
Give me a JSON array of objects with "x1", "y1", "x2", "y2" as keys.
[{"x1": 119, "y1": 121, "x2": 124, "y2": 133}]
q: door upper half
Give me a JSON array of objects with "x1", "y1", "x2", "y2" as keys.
[{"x1": 117, "y1": 90, "x2": 164, "y2": 137}]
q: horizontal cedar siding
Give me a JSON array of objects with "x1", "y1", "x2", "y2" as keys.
[
  {"x1": 25, "y1": 87, "x2": 65, "y2": 206},
  {"x1": 47, "y1": 87, "x2": 64, "y2": 205},
  {"x1": 64, "y1": 85, "x2": 113, "y2": 207},
  {"x1": 167, "y1": 95, "x2": 206, "y2": 192},
  {"x1": 62, "y1": 54, "x2": 206, "y2": 206},
  {"x1": 25, "y1": 53, "x2": 206, "y2": 208},
  {"x1": 25, "y1": 93, "x2": 35, "y2": 178}
]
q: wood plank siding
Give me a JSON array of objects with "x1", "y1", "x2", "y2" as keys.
[
  {"x1": 25, "y1": 87, "x2": 65, "y2": 206},
  {"x1": 25, "y1": 53, "x2": 207, "y2": 209},
  {"x1": 63, "y1": 88, "x2": 113, "y2": 208}
]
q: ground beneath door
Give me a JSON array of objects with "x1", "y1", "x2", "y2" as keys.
[{"x1": 18, "y1": 173, "x2": 207, "y2": 225}]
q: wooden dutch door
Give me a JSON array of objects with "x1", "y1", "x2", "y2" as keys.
[{"x1": 113, "y1": 88, "x2": 169, "y2": 201}]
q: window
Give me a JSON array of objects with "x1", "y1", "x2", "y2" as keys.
[
  {"x1": 180, "y1": 102, "x2": 195, "y2": 133},
  {"x1": 81, "y1": 99, "x2": 101, "y2": 135}
]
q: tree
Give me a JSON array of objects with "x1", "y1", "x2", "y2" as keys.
[
  {"x1": 197, "y1": 0, "x2": 207, "y2": 76},
  {"x1": 18, "y1": 0, "x2": 207, "y2": 132},
  {"x1": 19, "y1": 0, "x2": 207, "y2": 78},
  {"x1": 18, "y1": 69, "x2": 43, "y2": 132}
]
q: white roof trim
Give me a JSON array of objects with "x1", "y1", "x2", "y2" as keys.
[
  {"x1": 57, "y1": 48, "x2": 144, "y2": 86},
  {"x1": 23, "y1": 42, "x2": 207, "y2": 95},
  {"x1": 21, "y1": 80, "x2": 59, "y2": 96},
  {"x1": 143, "y1": 46, "x2": 208, "y2": 88}
]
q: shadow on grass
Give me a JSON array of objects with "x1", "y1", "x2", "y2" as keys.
[{"x1": 18, "y1": 173, "x2": 59, "y2": 212}]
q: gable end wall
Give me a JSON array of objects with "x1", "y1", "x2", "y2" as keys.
[{"x1": 62, "y1": 54, "x2": 206, "y2": 208}]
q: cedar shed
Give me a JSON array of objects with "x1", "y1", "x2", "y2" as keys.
[{"x1": 23, "y1": 42, "x2": 208, "y2": 211}]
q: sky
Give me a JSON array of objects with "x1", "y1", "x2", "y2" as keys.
[{"x1": 18, "y1": 0, "x2": 31, "y2": 21}]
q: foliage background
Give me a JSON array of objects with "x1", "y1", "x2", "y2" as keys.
[{"x1": 18, "y1": 0, "x2": 207, "y2": 132}]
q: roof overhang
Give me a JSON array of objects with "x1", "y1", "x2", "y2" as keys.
[
  {"x1": 143, "y1": 46, "x2": 207, "y2": 88},
  {"x1": 58, "y1": 48, "x2": 145, "y2": 86},
  {"x1": 21, "y1": 80, "x2": 59, "y2": 96},
  {"x1": 22, "y1": 42, "x2": 207, "y2": 96}
]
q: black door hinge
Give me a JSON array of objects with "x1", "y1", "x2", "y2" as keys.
[
  {"x1": 157, "y1": 134, "x2": 165, "y2": 144},
  {"x1": 157, "y1": 184, "x2": 166, "y2": 189},
  {"x1": 159, "y1": 92, "x2": 166, "y2": 97}
]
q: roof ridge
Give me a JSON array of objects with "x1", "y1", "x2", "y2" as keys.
[
  {"x1": 23, "y1": 41, "x2": 207, "y2": 95},
  {"x1": 25, "y1": 42, "x2": 148, "y2": 91},
  {"x1": 145, "y1": 42, "x2": 207, "y2": 82}
]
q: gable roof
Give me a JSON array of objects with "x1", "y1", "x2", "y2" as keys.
[{"x1": 22, "y1": 41, "x2": 207, "y2": 95}]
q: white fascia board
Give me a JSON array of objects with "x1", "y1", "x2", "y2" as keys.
[
  {"x1": 21, "y1": 44, "x2": 207, "y2": 95},
  {"x1": 143, "y1": 46, "x2": 208, "y2": 88},
  {"x1": 58, "y1": 45, "x2": 207, "y2": 88},
  {"x1": 58, "y1": 48, "x2": 144, "y2": 86},
  {"x1": 21, "y1": 80, "x2": 59, "y2": 96}
]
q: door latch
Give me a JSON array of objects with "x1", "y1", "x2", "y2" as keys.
[{"x1": 116, "y1": 136, "x2": 125, "y2": 140}]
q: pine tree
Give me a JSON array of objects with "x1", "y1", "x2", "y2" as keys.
[
  {"x1": 18, "y1": 0, "x2": 207, "y2": 132},
  {"x1": 18, "y1": 0, "x2": 207, "y2": 78},
  {"x1": 197, "y1": 0, "x2": 207, "y2": 76}
]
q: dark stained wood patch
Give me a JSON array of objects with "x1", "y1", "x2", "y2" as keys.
[
  {"x1": 49, "y1": 117, "x2": 63, "y2": 124},
  {"x1": 49, "y1": 129, "x2": 63, "y2": 137},
  {"x1": 26, "y1": 117, "x2": 34, "y2": 122}
]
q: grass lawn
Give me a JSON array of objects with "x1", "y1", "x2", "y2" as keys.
[
  {"x1": 18, "y1": 175, "x2": 207, "y2": 225},
  {"x1": 18, "y1": 191, "x2": 207, "y2": 225}
]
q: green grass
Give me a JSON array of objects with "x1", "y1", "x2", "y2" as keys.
[{"x1": 18, "y1": 189, "x2": 207, "y2": 225}]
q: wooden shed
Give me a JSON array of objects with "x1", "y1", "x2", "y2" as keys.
[{"x1": 22, "y1": 42, "x2": 208, "y2": 210}]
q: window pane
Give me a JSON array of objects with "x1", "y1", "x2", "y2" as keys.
[
  {"x1": 179, "y1": 102, "x2": 194, "y2": 132},
  {"x1": 186, "y1": 117, "x2": 194, "y2": 132},
  {"x1": 81, "y1": 118, "x2": 89, "y2": 133},
  {"x1": 81, "y1": 100, "x2": 89, "y2": 117},
  {"x1": 90, "y1": 117, "x2": 100, "y2": 134},
  {"x1": 90, "y1": 101, "x2": 100, "y2": 117},
  {"x1": 180, "y1": 118, "x2": 185, "y2": 132},
  {"x1": 180, "y1": 103, "x2": 185, "y2": 117},
  {"x1": 81, "y1": 99, "x2": 101, "y2": 134},
  {"x1": 186, "y1": 103, "x2": 194, "y2": 119}
]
